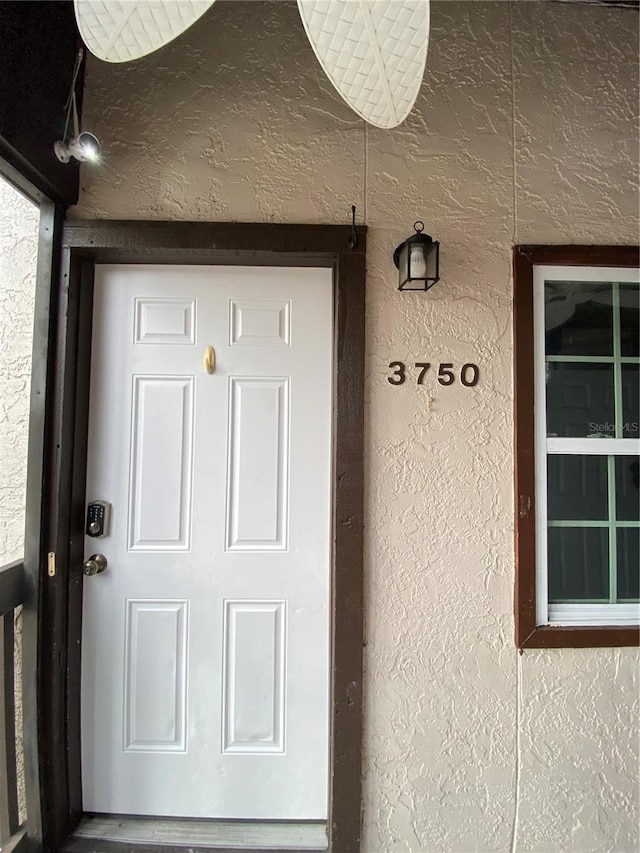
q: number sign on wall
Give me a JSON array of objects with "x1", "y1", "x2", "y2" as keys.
[{"x1": 387, "y1": 362, "x2": 480, "y2": 387}]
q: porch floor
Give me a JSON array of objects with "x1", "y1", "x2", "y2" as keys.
[{"x1": 62, "y1": 815, "x2": 328, "y2": 853}]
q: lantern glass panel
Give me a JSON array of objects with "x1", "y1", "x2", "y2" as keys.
[
  {"x1": 398, "y1": 242, "x2": 409, "y2": 288},
  {"x1": 425, "y1": 242, "x2": 439, "y2": 283}
]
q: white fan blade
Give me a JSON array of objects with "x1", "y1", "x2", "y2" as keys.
[
  {"x1": 74, "y1": 0, "x2": 216, "y2": 63},
  {"x1": 297, "y1": 0, "x2": 429, "y2": 129}
]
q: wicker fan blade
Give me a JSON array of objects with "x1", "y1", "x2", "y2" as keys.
[
  {"x1": 74, "y1": 0, "x2": 216, "y2": 63},
  {"x1": 297, "y1": 0, "x2": 429, "y2": 129}
]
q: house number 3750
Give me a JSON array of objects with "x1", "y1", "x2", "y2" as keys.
[{"x1": 387, "y1": 362, "x2": 480, "y2": 387}]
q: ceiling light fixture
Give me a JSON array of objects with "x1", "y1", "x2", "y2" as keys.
[{"x1": 54, "y1": 48, "x2": 101, "y2": 164}]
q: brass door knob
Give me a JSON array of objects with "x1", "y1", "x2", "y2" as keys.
[{"x1": 83, "y1": 554, "x2": 107, "y2": 576}]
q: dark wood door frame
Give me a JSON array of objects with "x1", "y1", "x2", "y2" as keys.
[{"x1": 41, "y1": 220, "x2": 366, "y2": 853}]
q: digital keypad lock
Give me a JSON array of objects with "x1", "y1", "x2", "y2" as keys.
[{"x1": 86, "y1": 501, "x2": 111, "y2": 538}]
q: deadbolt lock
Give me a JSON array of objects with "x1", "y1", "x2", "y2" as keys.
[
  {"x1": 83, "y1": 553, "x2": 107, "y2": 577},
  {"x1": 86, "y1": 500, "x2": 111, "y2": 537}
]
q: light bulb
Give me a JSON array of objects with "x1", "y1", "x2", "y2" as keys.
[
  {"x1": 73, "y1": 132, "x2": 101, "y2": 162},
  {"x1": 409, "y1": 244, "x2": 427, "y2": 278}
]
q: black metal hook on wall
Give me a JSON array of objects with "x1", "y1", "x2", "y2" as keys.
[{"x1": 348, "y1": 205, "x2": 358, "y2": 250}]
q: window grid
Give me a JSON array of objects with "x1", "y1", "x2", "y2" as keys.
[
  {"x1": 547, "y1": 457, "x2": 640, "y2": 605},
  {"x1": 547, "y1": 520, "x2": 639, "y2": 527},
  {"x1": 544, "y1": 280, "x2": 639, "y2": 605},
  {"x1": 607, "y1": 455, "x2": 618, "y2": 602},
  {"x1": 612, "y1": 283, "x2": 623, "y2": 440},
  {"x1": 545, "y1": 282, "x2": 640, "y2": 604},
  {"x1": 545, "y1": 356, "x2": 639, "y2": 362},
  {"x1": 544, "y1": 282, "x2": 640, "y2": 441},
  {"x1": 536, "y1": 267, "x2": 640, "y2": 625}
]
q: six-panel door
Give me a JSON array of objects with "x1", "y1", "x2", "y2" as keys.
[{"x1": 81, "y1": 265, "x2": 333, "y2": 818}]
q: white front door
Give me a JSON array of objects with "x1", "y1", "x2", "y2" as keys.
[{"x1": 81, "y1": 264, "x2": 333, "y2": 819}]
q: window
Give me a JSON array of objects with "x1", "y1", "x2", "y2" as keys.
[{"x1": 514, "y1": 246, "x2": 639, "y2": 648}]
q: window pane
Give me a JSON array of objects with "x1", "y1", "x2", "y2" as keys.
[
  {"x1": 622, "y1": 364, "x2": 639, "y2": 438},
  {"x1": 547, "y1": 455, "x2": 608, "y2": 520},
  {"x1": 619, "y1": 284, "x2": 639, "y2": 357},
  {"x1": 545, "y1": 281, "x2": 613, "y2": 356},
  {"x1": 548, "y1": 527, "x2": 609, "y2": 602},
  {"x1": 617, "y1": 529, "x2": 639, "y2": 601},
  {"x1": 1, "y1": 176, "x2": 39, "y2": 827},
  {"x1": 546, "y1": 362, "x2": 614, "y2": 437},
  {"x1": 616, "y1": 457, "x2": 640, "y2": 521},
  {"x1": 0, "y1": 178, "x2": 40, "y2": 566}
]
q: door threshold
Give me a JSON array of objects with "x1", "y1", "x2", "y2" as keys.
[{"x1": 66, "y1": 815, "x2": 328, "y2": 852}]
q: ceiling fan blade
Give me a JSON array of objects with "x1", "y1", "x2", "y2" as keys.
[
  {"x1": 297, "y1": 0, "x2": 429, "y2": 129},
  {"x1": 74, "y1": 0, "x2": 216, "y2": 63}
]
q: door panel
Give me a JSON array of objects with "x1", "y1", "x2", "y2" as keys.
[
  {"x1": 222, "y1": 600, "x2": 286, "y2": 753},
  {"x1": 81, "y1": 264, "x2": 333, "y2": 819},
  {"x1": 124, "y1": 599, "x2": 189, "y2": 752},
  {"x1": 129, "y1": 376, "x2": 194, "y2": 550},
  {"x1": 227, "y1": 377, "x2": 290, "y2": 550}
]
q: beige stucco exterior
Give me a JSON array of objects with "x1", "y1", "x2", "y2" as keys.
[
  {"x1": 73, "y1": 2, "x2": 638, "y2": 850},
  {"x1": 0, "y1": 179, "x2": 38, "y2": 567}
]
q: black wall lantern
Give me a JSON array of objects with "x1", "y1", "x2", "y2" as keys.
[{"x1": 393, "y1": 221, "x2": 440, "y2": 291}]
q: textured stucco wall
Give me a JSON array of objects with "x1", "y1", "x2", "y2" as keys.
[
  {"x1": 0, "y1": 178, "x2": 39, "y2": 565},
  {"x1": 76, "y1": 2, "x2": 639, "y2": 851}
]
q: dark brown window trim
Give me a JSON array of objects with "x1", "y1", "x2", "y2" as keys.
[
  {"x1": 513, "y1": 244, "x2": 640, "y2": 650},
  {"x1": 40, "y1": 220, "x2": 366, "y2": 853}
]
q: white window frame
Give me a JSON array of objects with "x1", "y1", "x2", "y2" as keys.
[{"x1": 533, "y1": 264, "x2": 640, "y2": 627}]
